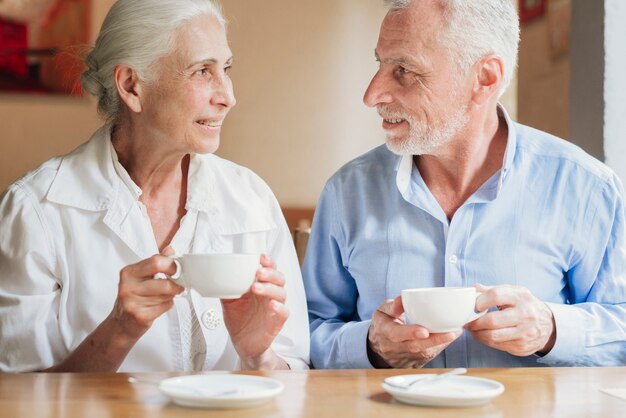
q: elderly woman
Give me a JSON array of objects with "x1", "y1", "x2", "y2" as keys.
[{"x1": 0, "y1": 0, "x2": 309, "y2": 372}]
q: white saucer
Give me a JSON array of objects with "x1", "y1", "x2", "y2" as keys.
[
  {"x1": 382, "y1": 374, "x2": 504, "y2": 407},
  {"x1": 159, "y1": 374, "x2": 284, "y2": 409}
]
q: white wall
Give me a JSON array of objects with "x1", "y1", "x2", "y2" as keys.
[
  {"x1": 604, "y1": 0, "x2": 626, "y2": 184},
  {"x1": 218, "y1": 0, "x2": 386, "y2": 206}
]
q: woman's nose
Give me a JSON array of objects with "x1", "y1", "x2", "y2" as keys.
[{"x1": 212, "y1": 74, "x2": 236, "y2": 109}]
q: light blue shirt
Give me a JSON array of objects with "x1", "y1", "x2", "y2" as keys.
[{"x1": 303, "y1": 109, "x2": 626, "y2": 369}]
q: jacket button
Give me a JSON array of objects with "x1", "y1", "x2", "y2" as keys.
[{"x1": 201, "y1": 308, "x2": 221, "y2": 330}]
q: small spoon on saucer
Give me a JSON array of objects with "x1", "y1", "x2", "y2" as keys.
[
  {"x1": 384, "y1": 367, "x2": 467, "y2": 391},
  {"x1": 128, "y1": 376, "x2": 239, "y2": 397}
]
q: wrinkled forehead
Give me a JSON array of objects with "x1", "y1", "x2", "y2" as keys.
[
  {"x1": 158, "y1": 15, "x2": 231, "y2": 70},
  {"x1": 378, "y1": 1, "x2": 446, "y2": 59}
]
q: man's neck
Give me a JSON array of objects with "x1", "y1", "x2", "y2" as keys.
[{"x1": 416, "y1": 107, "x2": 508, "y2": 220}]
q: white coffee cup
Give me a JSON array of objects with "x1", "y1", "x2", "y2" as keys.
[
  {"x1": 170, "y1": 253, "x2": 260, "y2": 298},
  {"x1": 401, "y1": 287, "x2": 486, "y2": 333}
]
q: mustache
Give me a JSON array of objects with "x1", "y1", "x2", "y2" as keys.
[{"x1": 377, "y1": 105, "x2": 408, "y2": 120}]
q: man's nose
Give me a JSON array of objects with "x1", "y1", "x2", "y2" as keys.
[{"x1": 363, "y1": 71, "x2": 392, "y2": 108}]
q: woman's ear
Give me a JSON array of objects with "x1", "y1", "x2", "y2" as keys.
[
  {"x1": 471, "y1": 54, "x2": 504, "y2": 105},
  {"x1": 114, "y1": 65, "x2": 143, "y2": 113}
]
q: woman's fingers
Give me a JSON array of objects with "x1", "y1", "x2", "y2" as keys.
[
  {"x1": 259, "y1": 253, "x2": 277, "y2": 270},
  {"x1": 256, "y1": 267, "x2": 285, "y2": 287},
  {"x1": 122, "y1": 255, "x2": 178, "y2": 280},
  {"x1": 132, "y1": 277, "x2": 184, "y2": 298},
  {"x1": 251, "y1": 282, "x2": 287, "y2": 303}
]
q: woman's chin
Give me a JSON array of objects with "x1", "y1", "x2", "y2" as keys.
[{"x1": 194, "y1": 139, "x2": 220, "y2": 155}]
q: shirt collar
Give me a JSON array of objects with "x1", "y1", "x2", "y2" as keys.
[
  {"x1": 47, "y1": 124, "x2": 119, "y2": 211},
  {"x1": 110, "y1": 141, "x2": 142, "y2": 201},
  {"x1": 498, "y1": 104, "x2": 517, "y2": 183},
  {"x1": 395, "y1": 103, "x2": 517, "y2": 198},
  {"x1": 47, "y1": 124, "x2": 215, "y2": 214},
  {"x1": 395, "y1": 151, "x2": 413, "y2": 196},
  {"x1": 185, "y1": 153, "x2": 214, "y2": 213}
]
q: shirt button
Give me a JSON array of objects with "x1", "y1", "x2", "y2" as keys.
[
  {"x1": 449, "y1": 255, "x2": 458, "y2": 264},
  {"x1": 201, "y1": 309, "x2": 221, "y2": 330}
]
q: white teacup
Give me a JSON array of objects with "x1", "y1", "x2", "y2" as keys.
[
  {"x1": 401, "y1": 287, "x2": 486, "y2": 333},
  {"x1": 170, "y1": 253, "x2": 260, "y2": 298}
]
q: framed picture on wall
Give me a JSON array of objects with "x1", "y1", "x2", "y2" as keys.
[
  {"x1": 0, "y1": 0, "x2": 91, "y2": 96},
  {"x1": 520, "y1": 0, "x2": 547, "y2": 24}
]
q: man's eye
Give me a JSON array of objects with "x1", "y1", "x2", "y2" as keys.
[
  {"x1": 393, "y1": 66, "x2": 412, "y2": 80},
  {"x1": 195, "y1": 68, "x2": 208, "y2": 76},
  {"x1": 224, "y1": 65, "x2": 232, "y2": 74}
]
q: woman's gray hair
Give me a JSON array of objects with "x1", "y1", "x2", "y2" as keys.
[
  {"x1": 384, "y1": 0, "x2": 520, "y2": 97},
  {"x1": 81, "y1": 0, "x2": 226, "y2": 121}
]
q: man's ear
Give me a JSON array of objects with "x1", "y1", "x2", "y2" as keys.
[
  {"x1": 114, "y1": 65, "x2": 143, "y2": 113},
  {"x1": 471, "y1": 54, "x2": 504, "y2": 105}
]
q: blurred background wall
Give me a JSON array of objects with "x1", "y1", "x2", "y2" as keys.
[{"x1": 1, "y1": 0, "x2": 616, "y2": 220}]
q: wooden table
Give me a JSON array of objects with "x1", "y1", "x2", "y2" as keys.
[{"x1": 1, "y1": 368, "x2": 625, "y2": 417}]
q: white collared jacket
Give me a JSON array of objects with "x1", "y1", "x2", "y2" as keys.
[{"x1": 0, "y1": 125, "x2": 310, "y2": 372}]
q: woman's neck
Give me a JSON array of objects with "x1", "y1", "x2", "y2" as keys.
[{"x1": 111, "y1": 121, "x2": 188, "y2": 197}]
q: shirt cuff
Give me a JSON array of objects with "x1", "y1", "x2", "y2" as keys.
[
  {"x1": 283, "y1": 356, "x2": 310, "y2": 370},
  {"x1": 342, "y1": 320, "x2": 375, "y2": 369},
  {"x1": 536, "y1": 302, "x2": 585, "y2": 366}
]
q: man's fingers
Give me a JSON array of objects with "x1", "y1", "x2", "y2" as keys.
[
  {"x1": 373, "y1": 309, "x2": 429, "y2": 342},
  {"x1": 475, "y1": 285, "x2": 520, "y2": 312},
  {"x1": 428, "y1": 329, "x2": 463, "y2": 345},
  {"x1": 465, "y1": 309, "x2": 518, "y2": 331},
  {"x1": 474, "y1": 283, "x2": 491, "y2": 293},
  {"x1": 377, "y1": 296, "x2": 405, "y2": 319},
  {"x1": 402, "y1": 330, "x2": 462, "y2": 352},
  {"x1": 403, "y1": 330, "x2": 461, "y2": 353},
  {"x1": 471, "y1": 326, "x2": 521, "y2": 345}
]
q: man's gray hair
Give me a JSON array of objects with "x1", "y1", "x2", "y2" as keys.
[
  {"x1": 81, "y1": 0, "x2": 226, "y2": 121},
  {"x1": 384, "y1": 0, "x2": 520, "y2": 96}
]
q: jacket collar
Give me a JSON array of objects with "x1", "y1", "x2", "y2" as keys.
[
  {"x1": 47, "y1": 124, "x2": 119, "y2": 212},
  {"x1": 46, "y1": 124, "x2": 217, "y2": 214},
  {"x1": 46, "y1": 125, "x2": 275, "y2": 243}
]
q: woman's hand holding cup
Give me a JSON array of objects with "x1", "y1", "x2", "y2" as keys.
[
  {"x1": 110, "y1": 248, "x2": 184, "y2": 342},
  {"x1": 221, "y1": 253, "x2": 289, "y2": 370}
]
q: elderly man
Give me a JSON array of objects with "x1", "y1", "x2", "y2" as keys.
[{"x1": 303, "y1": 0, "x2": 626, "y2": 369}]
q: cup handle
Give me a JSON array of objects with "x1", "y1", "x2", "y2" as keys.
[
  {"x1": 170, "y1": 258, "x2": 182, "y2": 280},
  {"x1": 152, "y1": 257, "x2": 183, "y2": 282},
  {"x1": 467, "y1": 291, "x2": 487, "y2": 322},
  {"x1": 467, "y1": 308, "x2": 487, "y2": 322}
]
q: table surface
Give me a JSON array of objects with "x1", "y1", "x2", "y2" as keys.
[{"x1": 1, "y1": 367, "x2": 625, "y2": 417}]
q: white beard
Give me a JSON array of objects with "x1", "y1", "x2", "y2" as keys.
[{"x1": 382, "y1": 104, "x2": 469, "y2": 156}]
